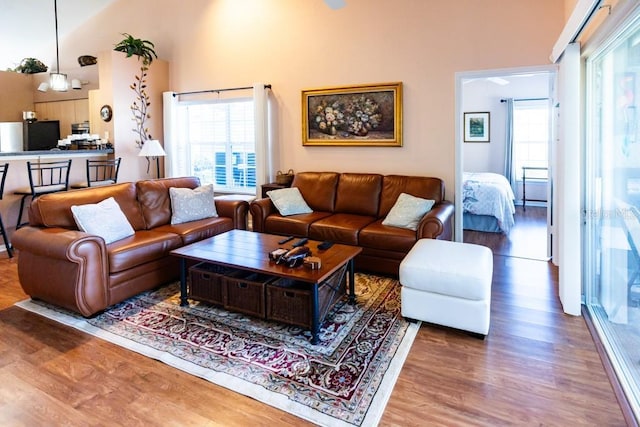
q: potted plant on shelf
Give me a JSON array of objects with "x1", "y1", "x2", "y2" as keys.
[
  {"x1": 114, "y1": 33, "x2": 158, "y2": 149},
  {"x1": 12, "y1": 57, "x2": 48, "y2": 74}
]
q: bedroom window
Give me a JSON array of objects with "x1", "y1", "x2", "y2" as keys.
[
  {"x1": 175, "y1": 99, "x2": 256, "y2": 194},
  {"x1": 513, "y1": 99, "x2": 549, "y2": 180}
]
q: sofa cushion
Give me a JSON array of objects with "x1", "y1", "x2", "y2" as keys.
[
  {"x1": 107, "y1": 230, "x2": 183, "y2": 274},
  {"x1": 267, "y1": 187, "x2": 313, "y2": 216},
  {"x1": 382, "y1": 193, "x2": 435, "y2": 231},
  {"x1": 137, "y1": 177, "x2": 201, "y2": 229},
  {"x1": 334, "y1": 173, "x2": 382, "y2": 217},
  {"x1": 291, "y1": 172, "x2": 339, "y2": 212},
  {"x1": 154, "y1": 216, "x2": 234, "y2": 246},
  {"x1": 169, "y1": 184, "x2": 218, "y2": 224},
  {"x1": 379, "y1": 175, "x2": 444, "y2": 217},
  {"x1": 359, "y1": 219, "x2": 419, "y2": 252},
  {"x1": 264, "y1": 211, "x2": 333, "y2": 237},
  {"x1": 30, "y1": 183, "x2": 146, "y2": 231},
  {"x1": 309, "y1": 213, "x2": 377, "y2": 245},
  {"x1": 71, "y1": 197, "x2": 136, "y2": 244}
]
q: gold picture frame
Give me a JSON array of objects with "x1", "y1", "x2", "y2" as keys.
[{"x1": 302, "y1": 82, "x2": 403, "y2": 146}]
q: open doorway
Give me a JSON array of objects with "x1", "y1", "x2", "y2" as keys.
[{"x1": 454, "y1": 66, "x2": 557, "y2": 261}]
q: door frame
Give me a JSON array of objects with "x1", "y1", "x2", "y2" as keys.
[{"x1": 454, "y1": 65, "x2": 558, "y2": 261}]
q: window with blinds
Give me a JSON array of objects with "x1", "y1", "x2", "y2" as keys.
[{"x1": 176, "y1": 98, "x2": 256, "y2": 194}]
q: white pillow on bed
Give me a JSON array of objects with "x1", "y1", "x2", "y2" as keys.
[{"x1": 382, "y1": 193, "x2": 435, "y2": 231}]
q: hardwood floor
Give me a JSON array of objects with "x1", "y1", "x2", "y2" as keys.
[
  {"x1": 464, "y1": 206, "x2": 549, "y2": 260},
  {"x1": 0, "y1": 212, "x2": 631, "y2": 426}
]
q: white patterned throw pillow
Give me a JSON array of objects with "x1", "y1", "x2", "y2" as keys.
[
  {"x1": 267, "y1": 187, "x2": 313, "y2": 216},
  {"x1": 382, "y1": 193, "x2": 435, "y2": 231},
  {"x1": 71, "y1": 197, "x2": 135, "y2": 244},
  {"x1": 169, "y1": 184, "x2": 218, "y2": 224}
]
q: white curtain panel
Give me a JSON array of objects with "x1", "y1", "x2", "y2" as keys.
[
  {"x1": 253, "y1": 83, "x2": 272, "y2": 193},
  {"x1": 163, "y1": 91, "x2": 179, "y2": 177}
]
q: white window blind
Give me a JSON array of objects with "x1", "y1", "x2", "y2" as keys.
[{"x1": 175, "y1": 99, "x2": 256, "y2": 194}]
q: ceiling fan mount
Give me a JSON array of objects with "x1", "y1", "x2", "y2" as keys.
[{"x1": 323, "y1": 0, "x2": 346, "y2": 10}]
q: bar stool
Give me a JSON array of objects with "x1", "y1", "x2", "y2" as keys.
[
  {"x1": 14, "y1": 159, "x2": 72, "y2": 229},
  {"x1": 71, "y1": 157, "x2": 121, "y2": 188},
  {"x1": 0, "y1": 163, "x2": 13, "y2": 258}
]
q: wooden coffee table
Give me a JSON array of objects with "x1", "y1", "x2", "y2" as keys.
[{"x1": 170, "y1": 229, "x2": 362, "y2": 343}]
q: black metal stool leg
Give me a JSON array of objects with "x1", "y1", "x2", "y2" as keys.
[
  {"x1": 15, "y1": 194, "x2": 30, "y2": 230},
  {"x1": 0, "y1": 213, "x2": 12, "y2": 258}
]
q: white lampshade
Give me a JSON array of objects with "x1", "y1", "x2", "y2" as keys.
[
  {"x1": 50, "y1": 72, "x2": 68, "y2": 91},
  {"x1": 138, "y1": 139, "x2": 166, "y2": 157},
  {"x1": 71, "y1": 79, "x2": 82, "y2": 90},
  {"x1": 37, "y1": 82, "x2": 49, "y2": 92}
]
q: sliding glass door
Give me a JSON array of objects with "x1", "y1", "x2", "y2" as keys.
[{"x1": 585, "y1": 10, "x2": 640, "y2": 418}]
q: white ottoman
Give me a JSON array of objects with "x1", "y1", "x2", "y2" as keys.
[{"x1": 399, "y1": 239, "x2": 493, "y2": 337}]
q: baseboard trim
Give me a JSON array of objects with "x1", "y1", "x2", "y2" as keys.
[{"x1": 582, "y1": 305, "x2": 639, "y2": 427}]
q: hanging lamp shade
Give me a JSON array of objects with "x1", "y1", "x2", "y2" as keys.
[
  {"x1": 50, "y1": 72, "x2": 67, "y2": 91},
  {"x1": 50, "y1": 0, "x2": 67, "y2": 91}
]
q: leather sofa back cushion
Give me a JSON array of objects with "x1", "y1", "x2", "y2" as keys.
[
  {"x1": 30, "y1": 183, "x2": 147, "y2": 230},
  {"x1": 334, "y1": 173, "x2": 382, "y2": 217},
  {"x1": 291, "y1": 172, "x2": 339, "y2": 212},
  {"x1": 137, "y1": 176, "x2": 201, "y2": 229},
  {"x1": 379, "y1": 175, "x2": 444, "y2": 217}
]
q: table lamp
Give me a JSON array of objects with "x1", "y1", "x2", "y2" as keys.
[{"x1": 138, "y1": 139, "x2": 166, "y2": 178}]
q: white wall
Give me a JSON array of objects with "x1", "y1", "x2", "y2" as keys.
[{"x1": 462, "y1": 74, "x2": 550, "y2": 174}]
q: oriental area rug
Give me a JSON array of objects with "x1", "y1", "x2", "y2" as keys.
[{"x1": 16, "y1": 273, "x2": 419, "y2": 427}]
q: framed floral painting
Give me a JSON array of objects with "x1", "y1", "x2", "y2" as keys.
[{"x1": 302, "y1": 82, "x2": 403, "y2": 146}]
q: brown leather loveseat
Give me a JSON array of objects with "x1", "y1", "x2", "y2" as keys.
[
  {"x1": 250, "y1": 172, "x2": 454, "y2": 275},
  {"x1": 12, "y1": 177, "x2": 249, "y2": 316}
]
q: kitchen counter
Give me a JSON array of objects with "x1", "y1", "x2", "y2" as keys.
[{"x1": 0, "y1": 149, "x2": 113, "y2": 161}]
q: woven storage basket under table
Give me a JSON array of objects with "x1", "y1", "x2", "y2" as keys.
[
  {"x1": 188, "y1": 262, "x2": 236, "y2": 306},
  {"x1": 224, "y1": 270, "x2": 275, "y2": 318},
  {"x1": 266, "y1": 264, "x2": 347, "y2": 329}
]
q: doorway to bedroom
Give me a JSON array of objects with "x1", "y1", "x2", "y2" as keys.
[{"x1": 455, "y1": 66, "x2": 555, "y2": 261}]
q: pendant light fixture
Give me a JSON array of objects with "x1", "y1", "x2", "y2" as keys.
[{"x1": 49, "y1": 0, "x2": 68, "y2": 91}]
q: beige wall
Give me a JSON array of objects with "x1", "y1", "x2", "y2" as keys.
[
  {"x1": 89, "y1": 50, "x2": 170, "y2": 183},
  {"x1": 0, "y1": 71, "x2": 33, "y2": 122},
  {"x1": 59, "y1": 0, "x2": 564, "y2": 198},
  {"x1": 1, "y1": 0, "x2": 571, "y2": 199},
  {"x1": 564, "y1": 0, "x2": 579, "y2": 19},
  {"x1": 171, "y1": 0, "x2": 565, "y2": 193}
]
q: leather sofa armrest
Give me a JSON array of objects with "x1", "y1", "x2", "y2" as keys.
[
  {"x1": 214, "y1": 199, "x2": 250, "y2": 230},
  {"x1": 13, "y1": 226, "x2": 107, "y2": 261},
  {"x1": 12, "y1": 226, "x2": 110, "y2": 316},
  {"x1": 249, "y1": 197, "x2": 277, "y2": 232},
  {"x1": 417, "y1": 201, "x2": 454, "y2": 240}
]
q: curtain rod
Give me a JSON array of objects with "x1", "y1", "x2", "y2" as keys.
[
  {"x1": 173, "y1": 84, "x2": 271, "y2": 97},
  {"x1": 500, "y1": 97, "x2": 548, "y2": 102}
]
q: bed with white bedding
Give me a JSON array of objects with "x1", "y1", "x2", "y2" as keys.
[{"x1": 463, "y1": 172, "x2": 516, "y2": 233}]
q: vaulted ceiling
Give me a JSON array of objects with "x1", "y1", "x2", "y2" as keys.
[{"x1": 0, "y1": 0, "x2": 116, "y2": 71}]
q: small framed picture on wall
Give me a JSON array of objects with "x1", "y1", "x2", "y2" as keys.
[{"x1": 464, "y1": 112, "x2": 490, "y2": 142}]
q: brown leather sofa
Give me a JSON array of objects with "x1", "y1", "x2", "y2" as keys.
[
  {"x1": 250, "y1": 172, "x2": 454, "y2": 276},
  {"x1": 12, "y1": 177, "x2": 249, "y2": 317}
]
